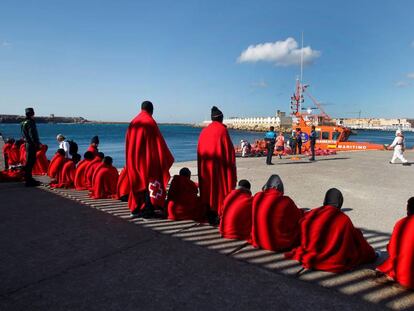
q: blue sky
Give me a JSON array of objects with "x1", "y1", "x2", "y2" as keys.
[{"x1": 0, "y1": 0, "x2": 413, "y2": 123}]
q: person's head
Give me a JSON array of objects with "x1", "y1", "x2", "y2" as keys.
[
  {"x1": 57, "y1": 148, "x2": 66, "y2": 156},
  {"x1": 323, "y1": 188, "x2": 344, "y2": 209},
  {"x1": 141, "y1": 100, "x2": 154, "y2": 115},
  {"x1": 84, "y1": 151, "x2": 95, "y2": 160},
  {"x1": 6, "y1": 138, "x2": 15, "y2": 144},
  {"x1": 279, "y1": 132, "x2": 283, "y2": 136},
  {"x1": 238, "y1": 179, "x2": 251, "y2": 191},
  {"x1": 311, "y1": 125, "x2": 315, "y2": 130},
  {"x1": 211, "y1": 106, "x2": 223, "y2": 122},
  {"x1": 97, "y1": 152, "x2": 105, "y2": 160},
  {"x1": 72, "y1": 153, "x2": 81, "y2": 164},
  {"x1": 396, "y1": 129, "x2": 403, "y2": 137},
  {"x1": 262, "y1": 174, "x2": 284, "y2": 193},
  {"x1": 56, "y1": 134, "x2": 65, "y2": 142},
  {"x1": 25, "y1": 107, "x2": 35, "y2": 118},
  {"x1": 42, "y1": 144, "x2": 48, "y2": 152},
  {"x1": 407, "y1": 197, "x2": 414, "y2": 216},
  {"x1": 269, "y1": 126, "x2": 275, "y2": 132},
  {"x1": 90, "y1": 136, "x2": 99, "y2": 146},
  {"x1": 296, "y1": 128, "x2": 301, "y2": 132},
  {"x1": 103, "y1": 156, "x2": 113, "y2": 166},
  {"x1": 179, "y1": 167, "x2": 191, "y2": 178}
]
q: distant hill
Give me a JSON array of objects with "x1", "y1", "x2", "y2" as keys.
[{"x1": 0, "y1": 114, "x2": 88, "y2": 124}]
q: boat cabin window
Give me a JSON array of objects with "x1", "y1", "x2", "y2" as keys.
[
  {"x1": 322, "y1": 131, "x2": 330, "y2": 140},
  {"x1": 315, "y1": 130, "x2": 321, "y2": 140},
  {"x1": 332, "y1": 131, "x2": 340, "y2": 141}
]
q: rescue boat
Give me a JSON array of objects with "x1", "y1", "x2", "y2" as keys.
[{"x1": 290, "y1": 78, "x2": 385, "y2": 152}]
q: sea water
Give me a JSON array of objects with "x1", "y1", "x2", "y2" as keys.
[{"x1": 1, "y1": 123, "x2": 413, "y2": 167}]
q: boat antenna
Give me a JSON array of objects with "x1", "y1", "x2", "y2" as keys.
[{"x1": 300, "y1": 31, "x2": 304, "y2": 86}]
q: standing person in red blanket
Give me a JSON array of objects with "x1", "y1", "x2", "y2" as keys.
[
  {"x1": 167, "y1": 167, "x2": 204, "y2": 221},
  {"x1": 125, "y1": 101, "x2": 174, "y2": 218},
  {"x1": 85, "y1": 152, "x2": 104, "y2": 189},
  {"x1": 252, "y1": 175, "x2": 304, "y2": 251},
  {"x1": 197, "y1": 106, "x2": 237, "y2": 225},
  {"x1": 74, "y1": 151, "x2": 95, "y2": 190},
  {"x1": 33, "y1": 144, "x2": 49, "y2": 175},
  {"x1": 219, "y1": 179, "x2": 253, "y2": 241},
  {"x1": 51, "y1": 154, "x2": 81, "y2": 188},
  {"x1": 285, "y1": 188, "x2": 376, "y2": 273},
  {"x1": 376, "y1": 198, "x2": 414, "y2": 288},
  {"x1": 90, "y1": 156, "x2": 119, "y2": 199},
  {"x1": 47, "y1": 149, "x2": 66, "y2": 180},
  {"x1": 87, "y1": 136, "x2": 100, "y2": 156}
]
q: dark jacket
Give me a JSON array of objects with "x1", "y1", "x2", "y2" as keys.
[{"x1": 21, "y1": 118, "x2": 40, "y2": 146}]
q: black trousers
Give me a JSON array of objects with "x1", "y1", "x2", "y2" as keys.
[
  {"x1": 24, "y1": 143, "x2": 37, "y2": 181},
  {"x1": 292, "y1": 143, "x2": 297, "y2": 154},
  {"x1": 310, "y1": 143, "x2": 315, "y2": 160},
  {"x1": 266, "y1": 144, "x2": 274, "y2": 164},
  {"x1": 297, "y1": 143, "x2": 302, "y2": 154}
]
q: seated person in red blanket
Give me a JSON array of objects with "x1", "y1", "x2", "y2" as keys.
[
  {"x1": 219, "y1": 179, "x2": 253, "y2": 241},
  {"x1": 167, "y1": 167, "x2": 205, "y2": 221},
  {"x1": 90, "y1": 156, "x2": 119, "y2": 199},
  {"x1": 377, "y1": 197, "x2": 414, "y2": 288},
  {"x1": 51, "y1": 153, "x2": 81, "y2": 188},
  {"x1": 252, "y1": 175, "x2": 303, "y2": 251},
  {"x1": 87, "y1": 136, "x2": 100, "y2": 156},
  {"x1": 74, "y1": 151, "x2": 95, "y2": 190},
  {"x1": 47, "y1": 149, "x2": 66, "y2": 180},
  {"x1": 33, "y1": 144, "x2": 49, "y2": 175},
  {"x1": 116, "y1": 167, "x2": 130, "y2": 202},
  {"x1": 285, "y1": 188, "x2": 376, "y2": 273},
  {"x1": 85, "y1": 152, "x2": 104, "y2": 189}
]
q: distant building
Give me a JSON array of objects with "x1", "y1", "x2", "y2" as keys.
[{"x1": 334, "y1": 118, "x2": 413, "y2": 130}]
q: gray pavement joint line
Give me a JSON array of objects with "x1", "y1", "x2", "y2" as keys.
[{"x1": 0, "y1": 237, "x2": 156, "y2": 300}]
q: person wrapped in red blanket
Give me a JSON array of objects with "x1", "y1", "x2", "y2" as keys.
[
  {"x1": 125, "y1": 101, "x2": 174, "y2": 218},
  {"x1": 167, "y1": 168, "x2": 205, "y2": 221},
  {"x1": 197, "y1": 106, "x2": 237, "y2": 225},
  {"x1": 285, "y1": 188, "x2": 376, "y2": 273},
  {"x1": 87, "y1": 136, "x2": 100, "y2": 157},
  {"x1": 74, "y1": 151, "x2": 95, "y2": 190},
  {"x1": 377, "y1": 197, "x2": 414, "y2": 288},
  {"x1": 116, "y1": 167, "x2": 130, "y2": 202},
  {"x1": 33, "y1": 144, "x2": 49, "y2": 175},
  {"x1": 90, "y1": 156, "x2": 119, "y2": 199},
  {"x1": 85, "y1": 152, "x2": 104, "y2": 189},
  {"x1": 8, "y1": 139, "x2": 21, "y2": 166},
  {"x1": 47, "y1": 149, "x2": 66, "y2": 180},
  {"x1": 2, "y1": 138, "x2": 14, "y2": 169},
  {"x1": 252, "y1": 175, "x2": 304, "y2": 251},
  {"x1": 219, "y1": 179, "x2": 253, "y2": 241},
  {"x1": 51, "y1": 154, "x2": 81, "y2": 188}
]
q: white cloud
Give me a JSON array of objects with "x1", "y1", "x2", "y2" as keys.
[
  {"x1": 251, "y1": 80, "x2": 268, "y2": 88},
  {"x1": 237, "y1": 37, "x2": 321, "y2": 66},
  {"x1": 407, "y1": 73, "x2": 414, "y2": 79},
  {"x1": 395, "y1": 81, "x2": 410, "y2": 88}
]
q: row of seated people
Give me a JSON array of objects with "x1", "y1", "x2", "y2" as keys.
[
  {"x1": 47, "y1": 149, "x2": 119, "y2": 199},
  {"x1": 2, "y1": 138, "x2": 49, "y2": 175},
  {"x1": 164, "y1": 171, "x2": 414, "y2": 289}
]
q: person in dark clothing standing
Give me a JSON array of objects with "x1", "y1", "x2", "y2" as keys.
[
  {"x1": 296, "y1": 128, "x2": 302, "y2": 155},
  {"x1": 21, "y1": 108, "x2": 41, "y2": 186},
  {"x1": 290, "y1": 131, "x2": 297, "y2": 155},
  {"x1": 264, "y1": 126, "x2": 276, "y2": 165},
  {"x1": 309, "y1": 125, "x2": 317, "y2": 161}
]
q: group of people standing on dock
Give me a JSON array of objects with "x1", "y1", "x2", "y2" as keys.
[{"x1": 1, "y1": 103, "x2": 414, "y2": 290}]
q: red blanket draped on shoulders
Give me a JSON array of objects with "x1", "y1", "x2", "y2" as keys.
[
  {"x1": 197, "y1": 121, "x2": 237, "y2": 213},
  {"x1": 377, "y1": 216, "x2": 414, "y2": 288},
  {"x1": 167, "y1": 175, "x2": 204, "y2": 221},
  {"x1": 74, "y1": 159, "x2": 93, "y2": 190},
  {"x1": 285, "y1": 205, "x2": 376, "y2": 273},
  {"x1": 219, "y1": 189, "x2": 253, "y2": 241},
  {"x1": 8, "y1": 144, "x2": 20, "y2": 166},
  {"x1": 252, "y1": 189, "x2": 303, "y2": 251},
  {"x1": 125, "y1": 111, "x2": 174, "y2": 212},
  {"x1": 87, "y1": 145, "x2": 99, "y2": 157},
  {"x1": 47, "y1": 153, "x2": 66, "y2": 179},
  {"x1": 85, "y1": 157, "x2": 102, "y2": 189},
  {"x1": 90, "y1": 164, "x2": 119, "y2": 199},
  {"x1": 33, "y1": 144, "x2": 49, "y2": 175},
  {"x1": 51, "y1": 160, "x2": 76, "y2": 188},
  {"x1": 19, "y1": 144, "x2": 26, "y2": 165},
  {"x1": 116, "y1": 167, "x2": 130, "y2": 200}
]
